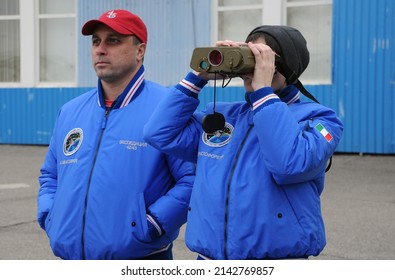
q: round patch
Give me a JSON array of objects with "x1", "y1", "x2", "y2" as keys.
[
  {"x1": 63, "y1": 128, "x2": 83, "y2": 156},
  {"x1": 202, "y1": 122, "x2": 234, "y2": 147}
]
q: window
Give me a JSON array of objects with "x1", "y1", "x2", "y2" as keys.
[
  {"x1": 215, "y1": 0, "x2": 264, "y2": 43},
  {"x1": 0, "y1": 0, "x2": 76, "y2": 87},
  {"x1": 213, "y1": 0, "x2": 332, "y2": 84},
  {"x1": 0, "y1": 0, "x2": 20, "y2": 83},
  {"x1": 286, "y1": 0, "x2": 332, "y2": 84},
  {"x1": 39, "y1": 0, "x2": 76, "y2": 84}
]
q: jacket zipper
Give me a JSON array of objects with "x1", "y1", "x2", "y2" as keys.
[
  {"x1": 223, "y1": 125, "x2": 253, "y2": 259},
  {"x1": 81, "y1": 107, "x2": 111, "y2": 259}
]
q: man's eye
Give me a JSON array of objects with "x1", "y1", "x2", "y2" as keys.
[{"x1": 108, "y1": 38, "x2": 119, "y2": 44}]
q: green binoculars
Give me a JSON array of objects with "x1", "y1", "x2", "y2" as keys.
[{"x1": 190, "y1": 46, "x2": 255, "y2": 77}]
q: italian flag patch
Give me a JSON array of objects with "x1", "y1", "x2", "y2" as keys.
[{"x1": 315, "y1": 123, "x2": 333, "y2": 142}]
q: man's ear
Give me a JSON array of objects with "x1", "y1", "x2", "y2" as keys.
[{"x1": 136, "y1": 43, "x2": 146, "y2": 62}]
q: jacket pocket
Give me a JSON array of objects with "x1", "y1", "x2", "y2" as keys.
[
  {"x1": 44, "y1": 212, "x2": 52, "y2": 232},
  {"x1": 44, "y1": 201, "x2": 57, "y2": 237},
  {"x1": 130, "y1": 193, "x2": 151, "y2": 243}
]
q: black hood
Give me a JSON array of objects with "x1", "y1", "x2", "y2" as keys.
[{"x1": 247, "y1": 25, "x2": 310, "y2": 79}]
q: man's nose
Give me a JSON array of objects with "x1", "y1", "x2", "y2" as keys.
[{"x1": 94, "y1": 42, "x2": 107, "y2": 55}]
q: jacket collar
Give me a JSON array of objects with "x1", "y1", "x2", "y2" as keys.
[
  {"x1": 97, "y1": 65, "x2": 145, "y2": 109},
  {"x1": 244, "y1": 85, "x2": 300, "y2": 108},
  {"x1": 276, "y1": 85, "x2": 300, "y2": 105}
]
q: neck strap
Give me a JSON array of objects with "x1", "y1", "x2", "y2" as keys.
[{"x1": 275, "y1": 56, "x2": 319, "y2": 104}]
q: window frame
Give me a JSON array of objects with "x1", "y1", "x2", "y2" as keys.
[
  {"x1": 37, "y1": 3, "x2": 77, "y2": 87},
  {"x1": 211, "y1": 0, "x2": 332, "y2": 86},
  {"x1": 0, "y1": 0, "x2": 77, "y2": 88},
  {"x1": 0, "y1": 4, "x2": 22, "y2": 86}
]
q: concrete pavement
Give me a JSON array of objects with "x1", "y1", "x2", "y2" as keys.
[{"x1": 0, "y1": 144, "x2": 394, "y2": 260}]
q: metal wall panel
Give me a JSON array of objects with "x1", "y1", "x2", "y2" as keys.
[
  {"x1": 77, "y1": 0, "x2": 212, "y2": 87},
  {"x1": 0, "y1": 0, "x2": 394, "y2": 153},
  {"x1": 0, "y1": 88, "x2": 88, "y2": 144},
  {"x1": 330, "y1": 0, "x2": 394, "y2": 153},
  {"x1": 200, "y1": 0, "x2": 395, "y2": 154}
]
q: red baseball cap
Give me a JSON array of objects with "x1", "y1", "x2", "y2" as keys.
[{"x1": 81, "y1": 9, "x2": 147, "y2": 44}]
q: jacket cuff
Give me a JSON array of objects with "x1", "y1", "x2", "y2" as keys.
[
  {"x1": 146, "y1": 214, "x2": 163, "y2": 240},
  {"x1": 175, "y1": 72, "x2": 208, "y2": 98},
  {"x1": 248, "y1": 87, "x2": 281, "y2": 112}
]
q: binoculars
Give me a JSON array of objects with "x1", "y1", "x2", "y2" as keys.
[{"x1": 190, "y1": 46, "x2": 255, "y2": 77}]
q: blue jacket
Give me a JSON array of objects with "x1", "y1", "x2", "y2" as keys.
[
  {"x1": 144, "y1": 72, "x2": 343, "y2": 259},
  {"x1": 37, "y1": 66, "x2": 195, "y2": 259}
]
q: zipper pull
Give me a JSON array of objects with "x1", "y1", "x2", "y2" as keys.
[
  {"x1": 101, "y1": 98, "x2": 117, "y2": 129},
  {"x1": 102, "y1": 109, "x2": 110, "y2": 129}
]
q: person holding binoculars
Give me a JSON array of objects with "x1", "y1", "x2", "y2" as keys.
[{"x1": 144, "y1": 25, "x2": 343, "y2": 260}]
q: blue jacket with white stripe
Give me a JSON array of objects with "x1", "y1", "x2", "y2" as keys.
[
  {"x1": 37, "y1": 66, "x2": 195, "y2": 259},
  {"x1": 143, "y1": 72, "x2": 343, "y2": 259}
]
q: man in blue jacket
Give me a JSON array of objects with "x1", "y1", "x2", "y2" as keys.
[
  {"x1": 37, "y1": 9, "x2": 195, "y2": 260},
  {"x1": 144, "y1": 25, "x2": 343, "y2": 259}
]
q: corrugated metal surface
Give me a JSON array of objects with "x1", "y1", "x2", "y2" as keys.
[
  {"x1": 330, "y1": 0, "x2": 394, "y2": 153},
  {"x1": 200, "y1": 0, "x2": 395, "y2": 154},
  {"x1": 0, "y1": 88, "x2": 89, "y2": 144},
  {"x1": 1, "y1": 0, "x2": 394, "y2": 153},
  {"x1": 77, "y1": 0, "x2": 212, "y2": 87}
]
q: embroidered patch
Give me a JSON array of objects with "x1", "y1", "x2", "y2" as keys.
[
  {"x1": 202, "y1": 122, "x2": 234, "y2": 147},
  {"x1": 63, "y1": 128, "x2": 83, "y2": 156},
  {"x1": 315, "y1": 123, "x2": 333, "y2": 142}
]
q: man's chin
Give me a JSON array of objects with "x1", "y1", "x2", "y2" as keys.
[{"x1": 96, "y1": 70, "x2": 112, "y2": 80}]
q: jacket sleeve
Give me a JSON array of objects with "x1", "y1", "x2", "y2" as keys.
[
  {"x1": 146, "y1": 155, "x2": 195, "y2": 237},
  {"x1": 37, "y1": 135, "x2": 58, "y2": 230},
  {"x1": 249, "y1": 87, "x2": 343, "y2": 185},
  {"x1": 143, "y1": 72, "x2": 207, "y2": 163},
  {"x1": 37, "y1": 111, "x2": 61, "y2": 230}
]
